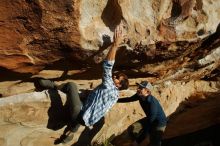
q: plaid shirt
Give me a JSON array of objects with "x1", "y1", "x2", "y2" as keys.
[{"x1": 81, "y1": 60, "x2": 119, "y2": 126}]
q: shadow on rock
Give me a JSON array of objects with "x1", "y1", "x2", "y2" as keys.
[
  {"x1": 111, "y1": 119, "x2": 220, "y2": 146},
  {"x1": 72, "y1": 117, "x2": 105, "y2": 146},
  {"x1": 111, "y1": 91, "x2": 220, "y2": 146},
  {"x1": 47, "y1": 89, "x2": 70, "y2": 130}
]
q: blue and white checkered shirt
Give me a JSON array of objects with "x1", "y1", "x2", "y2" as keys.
[{"x1": 81, "y1": 60, "x2": 119, "y2": 126}]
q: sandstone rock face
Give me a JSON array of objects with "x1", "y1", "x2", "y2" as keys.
[
  {"x1": 0, "y1": 80, "x2": 219, "y2": 146},
  {"x1": 0, "y1": 0, "x2": 220, "y2": 81},
  {"x1": 0, "y1": 0, "x2": 220, "y2": 146},
  {"x1": 0, "y1": 0, "x2": 81, "y2": 73}
]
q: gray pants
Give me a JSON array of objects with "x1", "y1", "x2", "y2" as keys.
[
  {"x1": 60, "y1": 82, "x2": 83, "y2": 132},
  {"x1": 130, "y1": 118, "x2": 166, "y2": 146},
  {"x1": 61, "y1": 82, "x2": 105, "y2": 134}
]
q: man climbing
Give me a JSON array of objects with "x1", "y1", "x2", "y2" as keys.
[
  {"x1": 118, "y1": 81, "x2": 167, "y2": 146},
  {"x1": 35, "y1": 23, "x2": 129, "y2": 144}
]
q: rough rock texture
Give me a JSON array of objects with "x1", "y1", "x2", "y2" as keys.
[
  {"x1": 0, "y1": 0, "x2": 220, "y2": 80},
  {"x1": 0, "y1": 79, "x2": 220, "y2": 146},
  {"x1": 0, "y1": 0, "x2": 81, "y2": 73},
  {"x1": 0, "y1": 0, "x2": 220, "y2": 146}
]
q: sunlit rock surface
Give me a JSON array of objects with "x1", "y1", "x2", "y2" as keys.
[
  {"x1": 0, "y1": 79, "x2": 220, "y2": 146},
  {"x1": 0, "y1": 0, "x2": 220, "y2": 146},
  {"x1": 0, "y1": 0, "x2": 219, "y2": 78}
]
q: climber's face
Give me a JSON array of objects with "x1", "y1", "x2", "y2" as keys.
[{"x1": 113, "y1": 75, "x2": 123, "y2": 89}]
